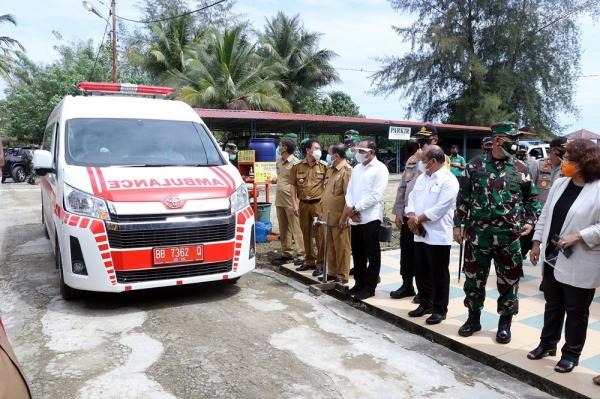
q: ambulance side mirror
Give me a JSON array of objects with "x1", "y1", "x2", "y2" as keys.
[{"x1": 33, "y1": 150, "x2": 55, "y2": 176}]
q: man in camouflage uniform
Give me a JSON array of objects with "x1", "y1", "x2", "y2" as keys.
[
  {"x1": 389, "y1": 125, "x2": 439, "y2": 300},
  {"x1": 319, "y1": 143, "x2": 353, "y2": 283},
  {"x1": 453, "y1": 121, "x2": 541, "y2": 344},
  {"x1": 291, "y1": 139, "x2": 328, "y2": 276}
]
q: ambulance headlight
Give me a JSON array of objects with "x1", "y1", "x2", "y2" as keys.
[
  {"x1": 64, "y1": 184, "x2": 111, "y2": 220},
  {"x1": 230, "y1": 184, "x2": 250, "y2": 212}
]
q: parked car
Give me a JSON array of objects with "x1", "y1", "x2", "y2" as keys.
[
  {"x1": 2, "y1": 147, "x2": 35, "y2": 183},
  {"x1": 519, "y1": 141, "x2": 549, "y2": 160}
]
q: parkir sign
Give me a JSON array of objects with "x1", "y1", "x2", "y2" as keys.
[{"x1": 388, "y1": 126, "x2": 411, "y2": 140}]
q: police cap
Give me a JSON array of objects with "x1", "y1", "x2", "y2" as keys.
[{"x1": 482, "y1": 136, "x2": 493, "y2": 145}]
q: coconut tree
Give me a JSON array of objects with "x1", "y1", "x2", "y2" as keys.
[
  {"x1": 0, "y1": 14, "x2": 25, "y2": 85},
  {"x1": 167, "y1": 26, "x2": 291, "y2": 112},
  {"x1": 259, "y1": 12, "x2": 339, "y2": 112}
]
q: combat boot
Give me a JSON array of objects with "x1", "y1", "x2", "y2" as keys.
[
  {"x1": 458, "y1": 310, "x2": 481, "y2": 337},
  {"x1": 496, "y1": 314, "x2": 512, "y2": 344}
]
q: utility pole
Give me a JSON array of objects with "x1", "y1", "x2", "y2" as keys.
[{"x1": 111, "y1": 0, "x2": 117, "y2": 82}]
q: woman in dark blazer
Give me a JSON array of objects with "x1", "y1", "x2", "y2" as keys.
[{"x1": 528, "y1": 139, "x2": 600, "y2": 374}]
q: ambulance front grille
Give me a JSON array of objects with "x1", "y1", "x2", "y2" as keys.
[
  {"x1": 110, "y1": 209, "x2": 231, "y2": 222},
  {"x1": 106, "y1": 223, "x2": 236, "y2": 249},
  {"x1": 115, "y1": 260, "x2": 233, "y2": 283}
]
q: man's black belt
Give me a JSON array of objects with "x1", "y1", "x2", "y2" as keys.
[{"x1": 300, "y1": 198, "x2": 320, "y2": 204}]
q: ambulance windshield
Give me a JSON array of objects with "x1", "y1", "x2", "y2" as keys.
[{"x1": 65, "y1": 118, "x2": 225, "y2": 167}]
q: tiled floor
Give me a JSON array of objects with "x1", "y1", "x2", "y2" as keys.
[{"x1": 283, "y1": 245, "x2": 600, "y2": 399}]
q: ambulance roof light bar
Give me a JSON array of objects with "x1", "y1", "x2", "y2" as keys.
[{"x1": 77, "y1": 82, "x2": 174, "y2": 97}]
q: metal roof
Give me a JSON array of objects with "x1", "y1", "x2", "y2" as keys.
[{"x1": 195, "y1": 108, "x2": 491, "y2": 139}]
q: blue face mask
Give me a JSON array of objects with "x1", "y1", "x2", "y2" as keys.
[{"x1": 326, "y1": 154, "x2": 333, "y2": 166}]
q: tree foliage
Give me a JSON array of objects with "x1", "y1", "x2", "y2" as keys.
[
  {"x1": 299, "y1": 90, "x2": 363, "y2": 117},
  {"x1": 166, "y1": 26, "x2": 291, "y2": 111},
  {"x1": 258, "y1": 12, "x2": 339, "y2": 112},
  {"x1": 371, "y1": 0, "x2": 600, "y2": 133},
  {"x1": 0, "y1": 14, "x2": 25, "y2": 86}
]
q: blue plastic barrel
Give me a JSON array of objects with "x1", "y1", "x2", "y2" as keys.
[{"x1": 249, "y1": 138, "x2": 276, "y2": 162}]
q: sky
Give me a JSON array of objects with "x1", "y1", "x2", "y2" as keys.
[{"x1": 2, "y1": 0, "x2": 599, "y2": 135}]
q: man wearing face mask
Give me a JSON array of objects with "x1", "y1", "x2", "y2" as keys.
[
  {"x1": 319, "y1": 143, "x2": 353, "y2": 283},
  {"x1": 343, "y1": 130, "x2": 360, "y2": 167},
  {"x1": 389, "y1": 125, "x2": 437, "y2": 301},
  {"x1": 291, "y1": 139, "x2": 328, "y2": 276},
  {"x1": 453, "y1": 121, "x2": 541, "y2": 344},
  {"x1": 271, "y1": 138, "x2": 305, "y2": 266},
  {"x1": 342, "y1": 140, "x2": 390, "y2": 300}
]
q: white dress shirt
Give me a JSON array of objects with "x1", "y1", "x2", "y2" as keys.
[
  {"x1": 406, "y1": 166, "x2": 459, "y2": 245},
  {"x1": 345, "y1": 157, "x2": 389, "y2": 225}
]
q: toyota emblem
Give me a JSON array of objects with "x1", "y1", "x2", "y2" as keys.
[{"x1": 165, "y1": 196, "x2": 183, "y2": 209}]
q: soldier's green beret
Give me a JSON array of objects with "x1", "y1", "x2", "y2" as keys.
[
  {"x1": 491, "y1": 121, "x2": 520, "y2": 137},
  {"x1": 284, "y1": 133, "x2": 297, "y2": 139}
]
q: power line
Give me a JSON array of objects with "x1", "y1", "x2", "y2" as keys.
[
  {"x1": 117, "y1": 0, "x2": 229, "y2": 24},
  {"x1": 88, "y1": 17, "x2": 111, "y2": 81}
]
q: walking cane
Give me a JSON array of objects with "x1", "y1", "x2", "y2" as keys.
[{"x1": 458, "y1": 240, "x2": 464, "y2": 283}]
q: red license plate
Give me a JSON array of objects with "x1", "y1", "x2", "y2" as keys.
[{"x1": 153, "y1": 245, "x2": 204, "y2": 266}]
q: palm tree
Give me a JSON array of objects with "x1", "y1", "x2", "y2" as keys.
[
  {"x1": 0, "y1": 14, "x2": 25, "y2": 85},
  {"x1": 167, "y1": 26, "x2": 291, "y2": 112},
  {"x1": 125, "y1": 10, "x2": 200, "y2": 83},
  {"x1": 259, "y1": 12, "x2": 340, "y2": 112}
]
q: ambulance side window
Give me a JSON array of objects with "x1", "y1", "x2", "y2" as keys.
[{"x1": 42, "y1": 122, "x2": 58, "y2": 166}]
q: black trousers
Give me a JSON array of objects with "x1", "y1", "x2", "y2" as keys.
[
  {"x1": 540, "y1": 263, "x2": 596, "y2": 362},
  {"x1": 414, "y1": 242, "x2": 451, "y2": 315},
  {"x1": 399, "y1": 216, "x2": 416, "y2": 287},
  {"x1": 351, "y1": 220, "x2": 382, "y2": 293}
]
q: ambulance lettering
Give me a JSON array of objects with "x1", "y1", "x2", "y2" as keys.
[{"x1": 106, "y1": 177, "x2": 225, "y2": 190}]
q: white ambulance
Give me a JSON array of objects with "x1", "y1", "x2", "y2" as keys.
[{"x1": 34, "y1": 82, "x2": 256, "y2": 300}]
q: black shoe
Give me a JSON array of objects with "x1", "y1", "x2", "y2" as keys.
[
  {"x1": 318, "y1": 275, "x2": 335, "y2": 282},
  {"x1": 293, "y1": 258, "x2": 305, "y2": 266},
  {"x1": 295, "y1": 263, "x2": 312, "y2": 272},
  {"x1": 389, "y1": 285, "x2": 416, "y2": 299},
  {"x1": 426, "y1": 313, "x2": 446, "y2": 325},
  {"x1": 349, "y1": 267, "x2": 354, "y2": 275},
  {"x1": 496, "y1": 314, "x2": 512, "y2": 344},
  {"x1": 408, "y1": 304, "x2": 432, "y2": 317},
  {"x1": 334, "y1": 278, "x2": 349, "y2": 284},
  {"x1": 273, "y1": 254, "x2": 293, "y2": 262},
  {"x1": 527, "y1": 345, "x2": 557, "y2": 360},
  {"x1": 554, "y1": 358, "x2": 578, "y2": 373},
  {"x1": 458, "y1": 311, "x2": 481, "y2": 337},
  {"x1": 353, "y1": 290, "x2": 375, "y2": 300},
  {"x1": 348, "y1": 285, "x2": 363, "y2": 294},
  {"x1": 412, "y1": 295, "x2": 422, "y2": 304},
  {"x1": 312, "y1": 267, "x2": 323, "y2": 277}
]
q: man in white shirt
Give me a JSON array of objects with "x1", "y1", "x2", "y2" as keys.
[
  {"x1": 405, "y1": 145, "x2": 460, "y2": 324},
  {"x1": 341, "y1": 139, "x2": 390, "y2": 300}
]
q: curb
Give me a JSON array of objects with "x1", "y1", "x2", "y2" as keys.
[{"x1": 277, "y1": 265, "x2": 591, "y2": 399}]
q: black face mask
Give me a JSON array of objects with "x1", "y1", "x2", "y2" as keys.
[{"x1": 417, "y1": 139, "x2": 432, "y2": 148}]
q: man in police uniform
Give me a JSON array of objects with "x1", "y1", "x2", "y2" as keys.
[
  {"x1": 454, "y1": 121, "x2": 540, "y2": 344},
  {"x1": 389, "y1": 125, "x2": 438, "y2": 300},
  {"x1": 319, "y1": 143, "x2": 353, "y2": 283},
  {"x1": 271, "y1": 138, "x2": 305, "y2": 266},
  {"x1": 291, "y1": 139, "x2": 327, "y2": 275}
]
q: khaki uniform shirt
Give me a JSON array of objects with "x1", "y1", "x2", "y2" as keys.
[
  {"x1": 275, "y1": 154, "x2": 300, "y2": 207},
  {"x1": 290, "y1": 159, "x2": 327, "y2": 201},
  {"x1": 534, "y1": 158, "x2": 562, "y2": 206},
  {"x1": 321, "y1": 159, "x2": 352, "y2": 225}
]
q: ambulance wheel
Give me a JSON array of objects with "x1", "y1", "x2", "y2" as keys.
[{"x1": 56, "y1": 242, "x2": 81, "y2": 301}]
